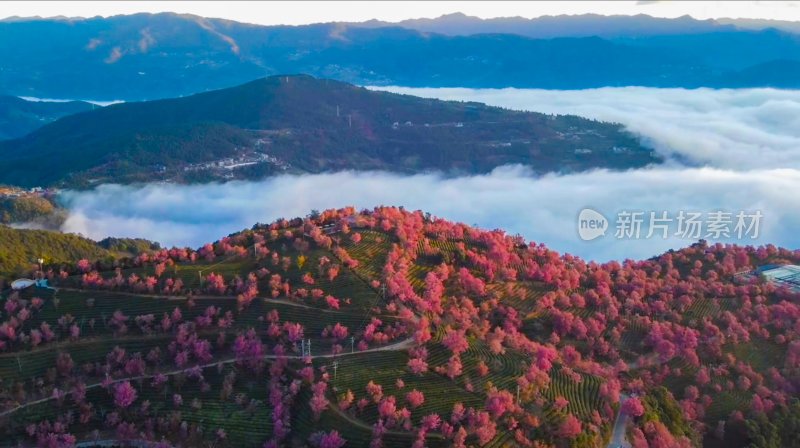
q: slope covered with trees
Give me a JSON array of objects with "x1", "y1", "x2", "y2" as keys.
[
  {"x1": 0, "y1": 75, "x2": 657, "y2": 187},
  {"x1": 0, "y1": 207, "x2": 798, "y2": 447},
  {"x1": 0, "y1": 226, "x2": 111, "y2": 279},
  {"x1": 0, "y1": 96, "x2": 93, "y2": 140},
  {"x1": 0, "y1": 228, "x2": 160, "y2": 280},
  {"x1": 0, "y1": 195, "x2": 62, "y2": 227}
]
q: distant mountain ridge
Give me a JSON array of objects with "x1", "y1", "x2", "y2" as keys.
[
  {"x1": 0, "y1": 95, "x2": 94, "y2": 139},
  {"x1": 359, "y1": 12, "x2": 800, "y2": 38},
  {"x1": 358, "y1": 12, "x2": 736, "y2": 38},
  {"x1": 0, "y1": 75, "x2": 658, "y2": 187},
  {"x1": 2, "y1": 13, "x2": 800, "y2": 100}
]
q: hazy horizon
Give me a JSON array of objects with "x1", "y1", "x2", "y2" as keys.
[{"x1": 4, "y1": 1, "x2": 800, "y2": 27}]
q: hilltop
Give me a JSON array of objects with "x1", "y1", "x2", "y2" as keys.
[
  {"x1": 0, "y1": 75, "x2": 657, "y2": 187},
  {"x1": 0, "y1": 226, "x2": 160, "y2": 279},
  {"x1": 0, "y1": 95, "x2": 93, "y2": 140},
  {"x1": 2, "y1": 13, "x2": 800, "y2": 100},
  {"x1": 0, "y1": 226, "x2": 110, "y2": 278},
  {"x1": 0, "y1": 207, "x2": 798, "y2": 447}
]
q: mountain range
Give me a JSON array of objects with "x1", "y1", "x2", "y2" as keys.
[
  {"x1": 362, "y1": 12, "x2": 800, "y2": 38},
  {"x1": 2, "y1": 13, "x2": 800, "y2": 100},
  {"x1": 0, "y1": 75, "x2": 657, "y2": 187}
]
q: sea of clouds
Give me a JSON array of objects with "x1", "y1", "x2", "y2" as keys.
[
  {"x1": 377, "y1": 86, "x2": 800, "y2": 170},
  {"x1": 58, "y1": 87, "x2": 800, "y2": 261}
]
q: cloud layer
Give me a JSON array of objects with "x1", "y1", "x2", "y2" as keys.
[
  {"x1": 375, "y1": 86, "x2": 800, "y2": 170},
  {"x1": 57, "y1": 87, "x2": 800, "y2": 261},
  {"x1": 60, "y1": 166, "x2": 800, "y2": 261}
]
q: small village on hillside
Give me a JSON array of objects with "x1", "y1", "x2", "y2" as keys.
[{"x1": 0, "y1": 186, "x2": 55, "y2": 198}]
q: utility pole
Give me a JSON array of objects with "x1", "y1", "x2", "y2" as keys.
[{"x1": 332, "y1": 360, "x2": 339, "y2": 381}]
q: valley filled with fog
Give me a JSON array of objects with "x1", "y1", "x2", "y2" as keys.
[{"x1": 58, "y1": 87, "x2": 800, "y2": 261}]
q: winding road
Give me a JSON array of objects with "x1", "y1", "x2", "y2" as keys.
[{"x1": 607, "y1": 393, "x2": 633, "y2": 448}]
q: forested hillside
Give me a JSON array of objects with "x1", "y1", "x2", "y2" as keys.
[
  {"x1": 0, "y1": 207, "x2": 797, "y2": 447},
  {"x1": 0, "y1": 227, "x2": 162, "y2": 279},
  {"x1": 0, "y1": 195, "x2": 61, "y2": 225},
  {"x1": 0, "y1": 75, "x2": 657, "y2": 187},
  {"x1": 0, "y1": 95, "x2": 92, "y2": 140},
  {"x1": 0, "y1": 226, "x2": 110, "y2": 278}
]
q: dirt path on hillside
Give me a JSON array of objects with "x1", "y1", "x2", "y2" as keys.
[
  {"x1": 55, "y1": 286, "x2": 324, "y2": 311},
  {"x1": 0, "y1": 337, "x2": 414, "y2": 418}
]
